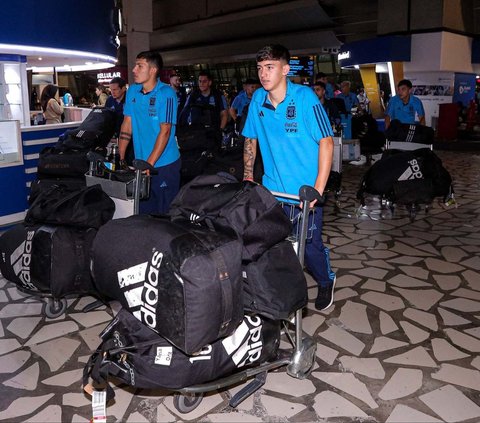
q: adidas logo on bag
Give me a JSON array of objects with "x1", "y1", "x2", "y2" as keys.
[
  {"x1": 397, "y1": 159, "x2": 424, "y2": 181},
  {"x1": 10, "y1": 230, "x2": 37, "y2": 291},
  {"x1": 117, "y1": 250, "x2": 167, "y2": 330}
]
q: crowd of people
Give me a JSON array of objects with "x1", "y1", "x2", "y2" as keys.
[{"x1": 35, "y1": 46, "x2": 428, "y2": 312}]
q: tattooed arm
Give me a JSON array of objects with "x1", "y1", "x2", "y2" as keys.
[
  {"x1": 243, "y1": 137, "x2": 257, "y2": 181},
  {"x1": 118, "y1": 116, "x2": 132, "y2": 161}
]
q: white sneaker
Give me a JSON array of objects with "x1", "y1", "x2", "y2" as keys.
[{"x1": 350, "y1": 155, "x2": 367, "y2": 166}]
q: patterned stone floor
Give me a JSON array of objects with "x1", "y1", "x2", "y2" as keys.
[{"x1": 0, "y1": 150, "x2": 479, "y2": 422}]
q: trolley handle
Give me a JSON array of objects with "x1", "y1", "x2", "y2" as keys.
[
  {"x1": 271, "y1": 185, "x2": 325, "y2": 206},
  {"x1": 132, "y1": 159, "x2": 158, "y2": 175}
]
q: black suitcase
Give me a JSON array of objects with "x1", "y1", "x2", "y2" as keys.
[
  {"x1": 91, "y1": 215, "x2": 244, "y2": 354},
  {"x1": 84, "y1": 308, "x2": 281, "y2": 396},
  {"x1": 0, "y1": 223, "x2": 97, "y2": 298}
]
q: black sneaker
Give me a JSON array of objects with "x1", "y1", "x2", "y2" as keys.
[{"x1": 315, "y1": 277, "x2": 336, "y2": 310}]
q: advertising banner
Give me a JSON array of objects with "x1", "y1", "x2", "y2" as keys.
[{"x1": 453, "y1": 73, "x2": 476, "y2": 107}]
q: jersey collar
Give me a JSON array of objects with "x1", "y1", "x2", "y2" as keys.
[{"x1": 261, "y1": 79, "x2": 292, "y2": 110}]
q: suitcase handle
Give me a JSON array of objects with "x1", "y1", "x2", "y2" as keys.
[{"x1": 299, "y1": 185, "x2": 325, "y2": 206}]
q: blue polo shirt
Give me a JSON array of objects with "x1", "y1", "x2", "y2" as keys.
[
  {"x1": 242, "y1": 79, "x2": 333, "y2": 196},
  {"x1": 231, "y1": 90, "x2": 251, "y2": 117},
  {"x1": 336, "y1": 92, "x2": 359, "y2": 112},
  {"x1": 386, "y1": 94, "x2": 425, "y2": 124},
  {"x1": 124, "y1": 80, "x2": 179, "y2": 167}
]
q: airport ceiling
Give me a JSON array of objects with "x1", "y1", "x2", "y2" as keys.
[{"x1": 149, "y1": 0, "x2": 379, "y2": 65}]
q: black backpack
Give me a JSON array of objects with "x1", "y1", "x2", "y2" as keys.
[
  {"x1": 83, "y1": 308, "x2": 280, "y2": 399},
  {"x1": 169, "y1": 174, "x2": 292, "y2": 262}
]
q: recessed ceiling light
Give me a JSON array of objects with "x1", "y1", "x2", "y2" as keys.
[
  {"x1": 85, "y1": 62, "x2": 93, "y2": 65},
  {"x1": 38, "y1": 57, "x2": 42, "y2": 61}
]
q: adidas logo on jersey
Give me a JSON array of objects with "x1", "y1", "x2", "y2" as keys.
[
  {"x1": 398, "y1": 158, "x2": 424, "y2": 181},
  {"x1": 116, "y1": 250, "x2": 167, "y2": 330},
  {"x1": 10, "y1": 230, "x2": 37, "y2": 291}
]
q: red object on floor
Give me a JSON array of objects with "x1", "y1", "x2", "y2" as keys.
[{"x1": 437, "y1": 103, "x2": 459, "y2": 140}]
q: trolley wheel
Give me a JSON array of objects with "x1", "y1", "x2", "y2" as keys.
[
  {"x1": 173, "y1": 392, "x2": 204, "y2": 414},
  {"x1": 44, "y1": 297, "x2": 67, "y2": 319}
]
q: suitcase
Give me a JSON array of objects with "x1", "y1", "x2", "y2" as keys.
[
  {"x1": 83, "y1": 308, "x2": 281, "y2": 395},
  {"x1": 0, "y1": 223, "x2": 97, "y2": 298},
  {"x1": 91, "y1": 215, "x2": 244, "y2": 354}
]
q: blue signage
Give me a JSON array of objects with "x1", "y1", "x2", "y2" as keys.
[
  {"x1": 0, "y1": 1, "x2": 118, "y2": 57},
  {"x1": 338, "y1": 36, "x2": 411, "y2": 67},
  {"x1": 453, "y1": 73, "x2": 476, "y2": 107}
]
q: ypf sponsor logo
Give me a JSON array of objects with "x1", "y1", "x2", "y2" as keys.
[
  {"x1": 116, "y1": 250, "x2": 165, "y2": 330},
  {"x1": 397, "y1": 158, "x2": 424, "y2": 181},
  {"x1": 10, "y1": 230, "x2": 36, "y2": 290}
]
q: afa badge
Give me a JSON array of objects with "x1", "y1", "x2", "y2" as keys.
[{"x1": 286, "y1": 105, "x2": 296, "y2": 120}]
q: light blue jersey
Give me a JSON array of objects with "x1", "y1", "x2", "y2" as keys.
[
  {"x1": 242, "y1": 79, "x2": 333, "y2": 196},
  {"x1": 231, "y1": 90, "x2": 251, "y2": 117},
  {"x1": 336, "y1": 92, "x2": 359, "y2": 112},
  {"x1": 386, "y1": 94, "x2": 425, "y2": 124},
  {"x1": 124, "y1": 80, "x2": 179, "y2": 167}
]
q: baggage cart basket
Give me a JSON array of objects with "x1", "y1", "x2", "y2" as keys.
[
  {"x1": 85, "y1": 151, "x2": 155, "y2": 218},
  {"x1": 172, "y1": 185, "x2": 324, "y2": 414}
]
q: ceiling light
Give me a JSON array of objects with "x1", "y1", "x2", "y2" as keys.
[{"x1": 38, "y1": 57, "x2": 42, "y2": 61}]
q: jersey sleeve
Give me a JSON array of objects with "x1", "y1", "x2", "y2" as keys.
[
  {"x1": 386, "y1": 96, "x2": 395, "y2": 117},
  {"x1": 242, "y1": 101, "x2": 258, "y2": 139},
  {"x1": 159, "y1": 87, "x2": 178, "y2": 124},
  {"x1": 414, "y1": 97, "x2": 425, "y2": 117},
  {"x1": 304, "y1": 89, "x2": 333, "y2": 142},
  {"x1": 123, "y1": 86, "x2": 134, "y2": 117}
]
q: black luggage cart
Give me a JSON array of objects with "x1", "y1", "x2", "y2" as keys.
[{"x1": 170, "y1": 185, "x2": 322, "y2": 413}]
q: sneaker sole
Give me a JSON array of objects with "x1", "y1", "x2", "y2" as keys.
[{"x1": 320, "y1": 276, "x2": 337, "y2": 311}]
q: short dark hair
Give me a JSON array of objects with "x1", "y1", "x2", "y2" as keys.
[
  {"x1": 198, "y1": 71, "x2": 213, "y2": 81},
  {"x1": 398, "y1": 79, "x2": 412, "y2": 89},
  {"x1": 109, "y1": 77, "x2": 126, "y2": 88},
  {"x1": 136, "y1": 50, "x2": 163, "y2": 77},
  {"x1": 316, "y1": 72, "x2": 327, "y2": 79},
  {"x1": 245, "y1": 78, "x2": 259, "y2": 85},
  {"x1": 256, "y1": 44, "x2": 290, "y2": 63},
  {"x1": 314, "y1": 81, "x2": 326, "y2": 89}
]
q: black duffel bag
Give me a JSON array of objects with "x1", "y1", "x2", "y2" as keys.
[
  {"x1": 25, "y1": 184, "x2": 115, "y2": 229},
  {"x1": 385, "y1": 119, "x2": 434, "y2": 144},
  {"x1": 83, "y1": 308, "x2": 280, "y2": 398},
  {"x1": 0, "y1": 223, "x2": 97, "y2": 297},
  {"x1": 169, "y1": 174, "x2": 292, "y2": 262},
  {"x1": 243, "y1": 240, "x2": 307, "y2": 320},
  {"x1": 176, "y1": 125, "x2": 219, "y2": 151},
  {"x1": 37, "y1": 147, "x2": 91, "y2": 179},
  {"x1": 29, "y1": 177, "x2": 86, "y2": 205},
  {"x1": 91, "y1": 215, "x2": 244, "y2": 354}
]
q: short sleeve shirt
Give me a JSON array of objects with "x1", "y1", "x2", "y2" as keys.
[
  {"x1": 335, "y1": 92, "x2": 359, "y2": 112},
  {"x1": 231, "y1": 91, "x2": 251, "y2": 117},
  {"x1": 386, "y1": 95, "x2": 425, "y2": 124},
  {"x1": 242, "y1": 79, "x2": 333, "y2": 196},
  {"x1": 124, "y1": 80, "x2": 179, "y2": 167}
]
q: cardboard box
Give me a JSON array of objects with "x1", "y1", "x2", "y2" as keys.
[{"x1": 343, "y1": 139, "x2": 361, "y2": 161}]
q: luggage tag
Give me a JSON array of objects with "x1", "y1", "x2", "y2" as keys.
[{"x1": 91, "y1": 390, "x2": 107, "y2": 423}]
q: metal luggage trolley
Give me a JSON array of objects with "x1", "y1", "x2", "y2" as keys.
[
  {"x1": 171, "y1": 185, "x2": 322, "y2": 414},
  {"x1": 85, "y1": 151, "x2": 155, "y2": 218}
]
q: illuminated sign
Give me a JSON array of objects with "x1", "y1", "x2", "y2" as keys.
[
  {"x1": 97, "y1": 71, "x2": 121, "y2": 84},
  {"x1": 287, "y1": 56, "x2": 314, "y2": 77},
  {"x1": 338, "y1": 51, "x2": 350, "y2": 61}
]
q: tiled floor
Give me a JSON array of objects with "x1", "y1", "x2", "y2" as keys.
[{"x1": 0, "y1": 150, "x2": 479, "y2": 422}]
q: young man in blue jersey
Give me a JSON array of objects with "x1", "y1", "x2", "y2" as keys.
[
  {"x1": 242, "y1": 44, "x2": 336, "y2": 310},
  {"x1": 118, "y1": 50, "x2": 180, "y2": 214},
  {"x1": 385, "y1": 79, "x2": 426, "y2": 129}
]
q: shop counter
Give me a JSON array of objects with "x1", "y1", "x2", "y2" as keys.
[{"x1": 0, "y1": 121, "x2": 82, "y2": 227}]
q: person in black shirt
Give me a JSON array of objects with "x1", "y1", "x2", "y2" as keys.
[{"x1": 313, "y1": 81, "x2": 341, "y2": 129}]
